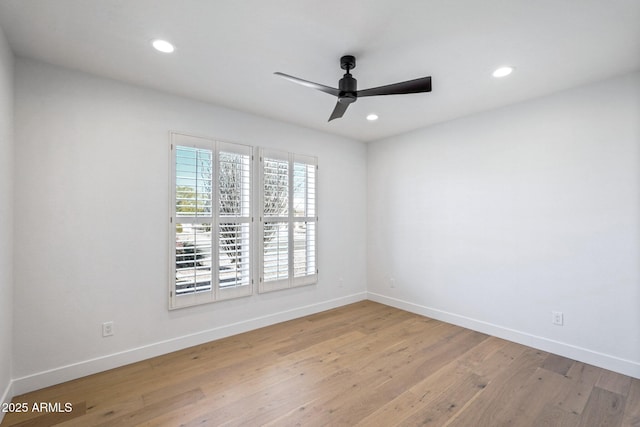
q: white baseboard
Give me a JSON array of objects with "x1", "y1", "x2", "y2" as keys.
[
  {"x1": 368, "y1": 292, "x2": 640, "y2": 380},
  {"x1": 12, "y1": 292, "x2": 367, "y2": 395}
]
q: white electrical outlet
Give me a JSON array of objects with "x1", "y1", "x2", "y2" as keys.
[
  {"x1": 551, "y1": 311, "x2": 563, "y2": 326},
  {"x1": 102, "y1": 321, "x2": 114, "y2": 337},
  {"x1": 390, "y1": 277, "x2": 396, "y2": 288},
  {"x1": 338, "y1": 278, "x2": 344, "y2": 288}
]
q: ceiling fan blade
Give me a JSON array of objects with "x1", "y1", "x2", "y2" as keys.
[
  {"x1": 357, "y1": 76, "x2": 432, "y2": 98},
  {"x1": 274, "y1": 72, "x2": 340, "y2": 97},
  {"x1": 328, "y1": 100, "x2": 349, "y2": 121}
]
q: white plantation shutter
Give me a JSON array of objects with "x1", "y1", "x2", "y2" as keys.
[
  {"x1": 293, "y1": 156, "x2": 317, "y2": 286},
  {"x1": 170, "y1": 133, "x2": 253, "y2": 309},
  {"x1": 259, "y1": 149, "x2": 317, "y2": 292},
  {"x1": 260, "y1": 150, "x2": 290, "y2": 292},
  {"x1": 217, "y1": 142, "x2": 253, "y2": 300}
]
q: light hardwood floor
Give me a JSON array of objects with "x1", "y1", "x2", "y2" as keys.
[{"x1": 2, "y1": 301, "x2": 639, "y2": 426}]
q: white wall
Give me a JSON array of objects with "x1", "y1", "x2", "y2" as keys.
[
  {"x1": 0, "y1": 23, "x2": 14, "y2": 412},
  {"x1": 13, "y1": 58, "x2": 367, "y2": 392},
  {"x1": 368, "y1": 72, "x2": 640, "y2": 378}
]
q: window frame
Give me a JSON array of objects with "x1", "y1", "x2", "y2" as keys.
[{"x1": 169, "y1": 132, "x2": 254, "y2": 309}]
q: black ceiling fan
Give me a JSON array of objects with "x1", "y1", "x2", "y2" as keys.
[{"x1": 275, "y1": 55, "x2": 432, "y2": 121}]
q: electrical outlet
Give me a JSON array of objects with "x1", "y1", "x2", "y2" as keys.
[
  {"x1": 338, "y1": 278, "x2": 344, "y2": 288},
  {"x1": 102, "y1": 321, "x2": 114, "y2": 337},
  {"x1": 551, "y1": 311, "x2": 563, "y2": 326},
  {"x1": 390, "y1": 277, "x2": 396, "y2": 288}
]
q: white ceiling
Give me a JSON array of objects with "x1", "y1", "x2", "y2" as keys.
[{"x1": 1, "y1": 0, "x2": 639, "y2": 142}]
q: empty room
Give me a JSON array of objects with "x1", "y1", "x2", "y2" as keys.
[{"x1": 0, "y1": 1, "x2": 639, "y2": 426}]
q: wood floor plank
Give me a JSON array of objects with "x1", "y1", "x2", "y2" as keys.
[
  {"x1": 485, "y1": 366, "x2": 572, "y2": 426},
  {"x1": 94, "y1": 388, "x2": 205, "y2": 427},
  {"x1": 1, "y1": 301, "x2": 637, "y2": 427},
  {"x1": 622, "y1": 379, "x2": 640, "y2": 427},
  {"x1": 53, "y1": 394, "x2": 144, "y2": 427},
  {"x1": 534, "y1": 403, "x2": 580, "y2": 427},
  {"x1": 562, "y1": 362, "x2": 604, "y2": 414},
  {"x1": 597, "y1": 370, "x2": 633, "y2": 396},
  {"x1": 272, "y1": 304, "x2": 393, "y2": 356},
  {"x1": 542, "y1": 353, "x2": 575, "y2": 376},
  {"x1": 354, "y1": 336, "x2": 511, "y2": 426},
  {"x1": 184, "y1": 367, "x2": 357, "y2": 426},
  {"x1": 467, "y1": 339, "x2": 528, "y2": 379},
  {"x1": 394, "y1": 372, "x2": 487, "y2": 426},
  {"x1": 443, "y1": 348, "x2": 549, "y2": 427},
  {"x1": 519, "y1": 359, "x2": 604, "y2": 427},
  {"x1": 578, "y1": 387, "x2": 626, "y2": 427}
]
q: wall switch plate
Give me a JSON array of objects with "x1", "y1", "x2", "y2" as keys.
[
  {"x1": 102, "y1": 321, "x2": 114, "y2": 337},
  {"x1": 552, "y1": 311, "x2": 564, "y2": 326}
]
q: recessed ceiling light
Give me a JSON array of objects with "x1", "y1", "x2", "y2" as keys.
[
  {"x1": 492, "y1": 66, "x2": 514, "y2": 78},
  {"x1": 152, "y1": 39, "x2": 175, "y2": 53},
  {"x1": 366, "y1": 113, "x2": 379, "y2": 121}
]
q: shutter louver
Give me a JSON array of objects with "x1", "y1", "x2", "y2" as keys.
[
  {"x1": 175, "y1": 223, "x2": 213, "y2": 294},
  {"x1": 263, "y1": 221, "x2": 289, "y2": 282},
  {"x1": 294, "y1": 221, "x2": 316, "y2": 278},
  {"x1": 175, "y1": 147, "x2": 213, "y2": 218},
  {"x1": 263, "y1": 158, "x2": 289, "y2": 217},
  {"x1": 219, "y1": 222, "x2": 251, "y2": 287}
]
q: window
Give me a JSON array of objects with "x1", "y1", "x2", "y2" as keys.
[
  {"x1": 169, "y1": 133, "x2": 317, "y2": 308},
  {"x1": 170, "y1": 133, "x2": 253, "y2": 309},
  {"x1": 259, "y1": 149, "x2": 317, "y2": 292}
]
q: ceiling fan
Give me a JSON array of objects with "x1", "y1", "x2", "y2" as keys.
[{"x1": 275, "y1": 55, "x2": 432, "y2": 121}]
